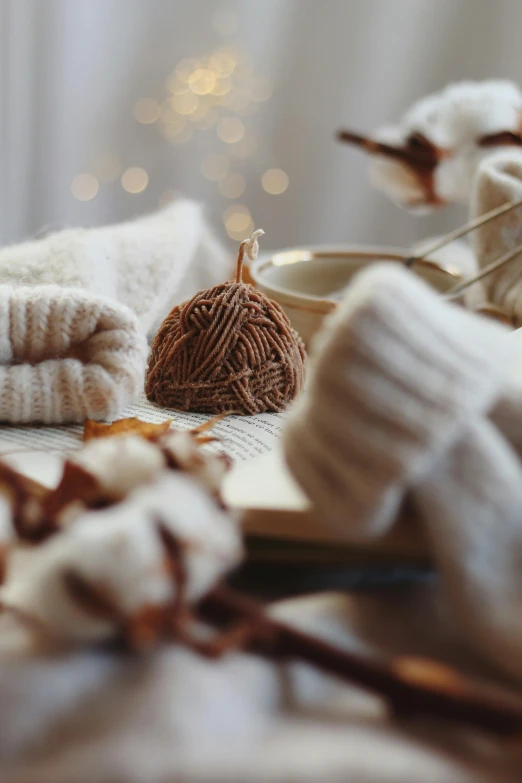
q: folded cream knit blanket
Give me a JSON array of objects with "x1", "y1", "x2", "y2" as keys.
[{"x1": 0, "y1": 200, "x2": 231, "y2": 424}]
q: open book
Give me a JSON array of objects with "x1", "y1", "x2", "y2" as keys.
[{"x1": 0, "y1": 394, "x2": 430, "y2": 573}]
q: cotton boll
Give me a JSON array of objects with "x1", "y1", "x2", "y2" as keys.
[
  {"x1": 403, "y1": 80, "x2": 522, "y2": 148},
  {"x1": 0, "y1": 472, "x2": 241, "y2": 646},
  {"x1": 129, "y1": 472, "x2": 242, "y2": 601},
  {"x1": 71, "y1": 435, "x2": 166, "y2": 499},
  {"x1": 0, "y1": 505, "x2": 173, "y2": 643},
  {"x1": 353, "y1": 80, "x2": 522, "y2": 209}
]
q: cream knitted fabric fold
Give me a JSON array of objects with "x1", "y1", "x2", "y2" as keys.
[
  {"x1": 0, "y1": 285, "x2": 147, "y2": 423},
  {"x1": 0, "y1": 199, "x2": 232, "y2": 340},
  {"x1": 284, "y1": 264, "x2": 513, "y2": 538},
  {"x1": 0, "y1": 199, "x2": 231, "y2": 423},
  {"x1": 471, "y1": 148, "x2": 522, "y2": 324}
]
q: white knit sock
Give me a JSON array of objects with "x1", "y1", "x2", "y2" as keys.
[
  {"x1": 412, "y1": 417, "x2": 522, "y2": 681},
  {"x1": 284, "y1": 264, "x2": 514, "y2": 539},
  {"x1": 471, "y1": 148, "x2": 522, "y2": 325}
]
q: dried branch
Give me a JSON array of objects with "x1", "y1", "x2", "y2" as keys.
[{"x1": 199, "y1": 585, "x2": 522, "y2": 738}]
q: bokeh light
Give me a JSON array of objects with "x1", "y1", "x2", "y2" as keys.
[
  {"x1": 188, "y1": 69, "x2": 217, "y2": 96},
  {"x1": 71, "y1": 173, "x2": 99, "y2": 201},
  {"x1": 121, "y1": 167, "x2": 149, "y2": 194},
  {"x1": 223, "y1": 203, "x2": 254, "y2": 239},
  {"x1": 261, "y1": 168, "x2": 289, "y2": 195},
  {"x1": 171, "y1": 92, "x2": 199, "y2": 115},
  {"x1": 218, "y1": 172, "x2": 246, "y2": 199},
  {"x1": 208, "y1": 48, "x2": 237, "y2": 78},
  {"x1": 217, "y1": 116, "x2": 245, "y2": 143},
  {"x1": 132, "y1": 42, "x2": 275, "y2": 222}
]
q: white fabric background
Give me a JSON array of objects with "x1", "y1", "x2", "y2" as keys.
[{"x1": 1, "y1": 0, "x2": 521, "y2": 252}]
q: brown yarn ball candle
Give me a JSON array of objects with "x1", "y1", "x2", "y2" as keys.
[{"x1": 145, "y1": 230, "x2": 306, "y2": 415}]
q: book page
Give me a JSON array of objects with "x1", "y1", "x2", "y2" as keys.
[
  {"x1": 223, "y1": 446, "x2": 309, "y2": 511},
  {"x1": 0, "y1": 393, "x2": 286, "y2": 463}
]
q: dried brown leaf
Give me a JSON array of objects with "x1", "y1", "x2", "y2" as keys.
[
  {"x1": 83, "y1": 412, "x2": 228, "y2": 445},
  {"x1": 83, "y1": 417, "x2": 172, "y2": 442},
  {"x1": 193, "y1": 435, "x2": 219, "y2": 445},
  {"x1": 190, "y1": 411, "x2": 231, "y2": 435}
]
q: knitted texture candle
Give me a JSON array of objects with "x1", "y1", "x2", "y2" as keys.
[{"x1": 146, "y1": 231, "x2": 306, "y2": 415}]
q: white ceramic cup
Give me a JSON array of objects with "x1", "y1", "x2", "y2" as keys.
[{"x1": 250, "y1": 245, "x2": 462, "y2": 346}]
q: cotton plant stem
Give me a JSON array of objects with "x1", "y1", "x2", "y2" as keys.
[
  {"x1": 337, "y1": 130, "x2": 437, "y2": 169},
  {"x1": 405, "y1": 196, "x2": 522, "y2": 268},
  {"x1": 200, "y1": 584, "x2": 522, "y2": 738},
  {"x1": 444, "y1": 241, "x2": 522, "y2": 301}
]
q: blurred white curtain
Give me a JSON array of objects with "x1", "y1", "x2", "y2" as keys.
[{"x1": 1, "y1": 0, "x2": 522, "y2": 251}]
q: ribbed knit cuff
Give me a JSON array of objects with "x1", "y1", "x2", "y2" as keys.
[
  {"x1": 472, "y1": 148, "x2": 522, "y2": 268},
  {"x1": 284, "y1": 264, "x2": 514, "y2": 539},
  {"x1": 471, "y1": 150, "x2": 522, "y2": 324},
  {"x1": 0, "y1": 285, "x2": 147, "y2": 423}
]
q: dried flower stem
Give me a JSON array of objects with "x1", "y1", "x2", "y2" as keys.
[
  {"x1": 199, "y1": 585, "x2": 522, "y2": 738},
  {"x1": 337, "y1": 130, "x2": 438, "y2": 170},
  {"x1": 236, "y1": 241, "x2": 247, "y2": 284},
  {"x1": 405, "y1": 196, "x2": 522, "y2": 268},
  {"x1": 444, "y1": 240, "x2": 522, "y2": 301}
]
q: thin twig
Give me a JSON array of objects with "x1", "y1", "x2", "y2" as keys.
[
  {"x1": 236, "y1": 241, "x2": 247, "y2": 284},
  {"x1": 199, "y1": 584, "x2": 522, "y2": 738},
  {"x1": 337, "y1": 130, "x2": 437, "y2": 169},
  {"x1": 405, "y1": 197, "x2": 522, "y2": 268},
  {"x1": 444, "y1": 241, "x2": 522, "y2": 301}
]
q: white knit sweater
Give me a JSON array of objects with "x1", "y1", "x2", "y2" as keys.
[
  {"x1": 284, "y1": 264, "x2": 522, "y2": 688},
  {"x1": 0, "y1": 200, "x2": 232, "y2": 423}
]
